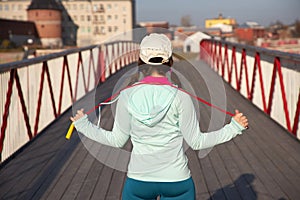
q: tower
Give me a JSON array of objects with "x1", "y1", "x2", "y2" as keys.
[{"x1": 27, "y1": 0, "x2": 62, "y2": 47}]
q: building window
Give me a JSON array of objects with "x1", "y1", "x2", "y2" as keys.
[
  {"x1": 73, "y1": 4, "x2": 77, "y2": 10},
  {"x1": 114, "y1": 26, "x2": 118, "y2": 32},
  {"x1": 0, "y1": 5, "x2": 2, "y2": 11},
  {"x1": 87, "y1": 15, "x2": 91, "y2": 21},
  {"x1": 101, "y1": 27, "x2": 105, "y2": 34},
  {"x1": 87, "y1": 27, "x2": 91, "y2": 33},
  {"x1": 100, "y1": 4, "x2": 104, "y2": 11},
  {"x1": 93, "y1": 5, "x2": 98, "y2": 12},
  {"x1": 73, "y1": 15, "x2": 77, "y2": 21},
  {"x1": 81, "y1": 15, "x2": 84, "y2": 21},
  {"x1": 115, "y1": 15, "x2": 118, "y2": 20},
  {"x1": 94, "y1": 15, "x2": 98, "y2": 21},
  {"x1": 12, "y1": 5, "x2": 15, "y2": 11},
  {"x1": 108, "y1": 26, "x2": 112, "y2": 32},
  {"x1": 4, "y1": 5, "x2": 9, "y2": 11},
  {"x1": 95, "y1": 26, "x2": 99, "y2": 34},
  {"x1": 18, "y1": 4, "x2": 22, "y2": 10},
  {"x1": 107, "y1": 15, "x2": 112, "y2": 21},
  {"x1": 122, "y1": 6, "x2": 126, "y2": 12},
  {"x1": 80, "y1": 4, "x2": 84, "y2": 10},
  {"x1": 107, "y1": 4, "x2": 112, "y2": 10},
  {"x1": 81, "y1": 27, "x2": 85, "y2": 33}
]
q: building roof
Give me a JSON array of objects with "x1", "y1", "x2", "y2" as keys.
[
  {"x1": 239, "y1": 21, "x2": 264, "y2": 29},
  {"x1": 0, "y1": 18, "x2": 39, "y2": 40},
  {"x1": 27, "y1": 0, "x2": 61, "y2": 11}
]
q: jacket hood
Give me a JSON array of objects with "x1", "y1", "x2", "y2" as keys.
[{"x1": 127, "y1": 77, "x2": 177, "y2": 127}]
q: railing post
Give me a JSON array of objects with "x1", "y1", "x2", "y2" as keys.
[
  {"x1": 0, "y1": 70, "x2": 15, "y2": 159},
  {"x1": 0, "y1": 41, "x2": 138, "y2": 161},
  {"x1": 199, "y1": 39, "x2": 300, "y2": 137}
]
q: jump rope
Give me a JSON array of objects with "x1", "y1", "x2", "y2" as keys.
[{"x1": 65, "y1": 80, "x2": 235, "y2": 140}]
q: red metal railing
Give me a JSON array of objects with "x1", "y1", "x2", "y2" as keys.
[
  {"x1": 200, "y1": 39, "x2": 300, "y2": 137},
  {"x1": 0, "y1": 41, "x2": 139, "y2": 161}
]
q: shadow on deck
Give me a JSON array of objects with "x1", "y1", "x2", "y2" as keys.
[{"x1": 0, "y1": 61, "x2": 300, "y2": 200}]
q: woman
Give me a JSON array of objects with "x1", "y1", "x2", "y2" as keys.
[{"x1": 71, "y1": 33, "x2": 248, "y2": 200}]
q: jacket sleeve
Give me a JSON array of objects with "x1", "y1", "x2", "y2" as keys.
[
  {"x1": 73, "y1": 93, "x2": 130, "y2": 148},
  {"x1": 178, "y1": 94, "x2": 245, "y2": 150}
]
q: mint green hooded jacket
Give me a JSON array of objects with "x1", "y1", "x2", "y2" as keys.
[{"x1": 74, "y1": 76, "x2": 245, "y2": 182}]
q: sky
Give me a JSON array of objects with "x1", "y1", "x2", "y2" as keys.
[{"x1": 136, "y1": 0, "x2": 300, "y2": 27}]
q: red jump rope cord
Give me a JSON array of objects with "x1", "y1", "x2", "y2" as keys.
[{"x1": 85, "y1": 82, "x2": 234, "y2": 117}]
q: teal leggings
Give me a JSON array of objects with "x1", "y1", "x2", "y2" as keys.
[{"x1": 122, "y1": 177, "x2": 195, "y2": 200}]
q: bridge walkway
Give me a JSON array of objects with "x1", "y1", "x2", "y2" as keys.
[{"x1": 0, "y1": 60, "x2": 300, "y2": 200}]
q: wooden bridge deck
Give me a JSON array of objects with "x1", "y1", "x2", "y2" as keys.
[{"x1": 0, "y1": 60, "x2": 300, "y2": 200}]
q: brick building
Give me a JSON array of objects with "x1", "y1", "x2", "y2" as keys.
[
  {"x1": 0, "y1": 18, "x2": 40, "y2": 46},
  {"x1": 27, "y1": 0, "x2": 63, "y2": 47},
  {"x1": 235, "y1": 22, "x2": 265, "y2": 44},
  {"x1": 0, "y1": 0, "x2": 135, "y2": 47}
]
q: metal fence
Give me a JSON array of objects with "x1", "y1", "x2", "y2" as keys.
[
  {"x1": 200, "y1": 39, "x2": 300, "y2": 138},
  {"x1": 0, "y1": 41, "x2": 139, "y2": 161}
]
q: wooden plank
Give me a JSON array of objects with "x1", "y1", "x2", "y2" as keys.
[
  {"x1": 1, "y1": 61, "x2": 300, "y2": 200},
  {"x1": 105, "y1": 141, "x2": 131, "y2": 200},
  {"x1": 18, "y1": 136, "x2": 81, "y2": 200},
  {"x1": 0, "y1": 109, "x2": 80, "y2": 200},
  {"x1": 221, "y1": 81, "x2": 300, "y2": 199},
  {"x1": 44, "y1": 142, "x2": 89, "y2": 200},
  {"x1": 105, "y1": 170, "x2": 126, "y2": 200},
  {"x1": 74, "y1": 146, "x2": 105, "y2": 200},
  {"x1": 199, "y1": 154, "x2": 225, "y2": 199},
  {"x1": 186, "y1": 148, "x2": 211, "y2": 200},
  {"x1": 216, "y1": 143, "x2": 257, "y2": 200},
  {"x1": 90, "y1": 150, "x2": 115, "y2": 200},
  {"x1": 225, "y1": 139, "x2": 272, "y2": 199},
  {"x1": 233, "y1": 136, "x2": 289, "y2": 199},
  {"x1": 209, "y1": 146, "x2": 244, "y2": 200},
  {"x1": 60, "y1": 142, "x2": 99, "y2": 200}
]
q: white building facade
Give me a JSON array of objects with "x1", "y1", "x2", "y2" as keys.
[{"x1": 0, "y1": 0, "x2": 135, "y2": 46}]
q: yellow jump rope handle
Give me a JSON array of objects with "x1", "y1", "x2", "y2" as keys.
[{"x1": 66, "y1": 123, "x2": 75, "y2": 140}]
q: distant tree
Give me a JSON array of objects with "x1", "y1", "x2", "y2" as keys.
[
  {"x1": 293, "y1": 20, "x2": 300, "y2": 37},
  {"x1": 269, "y1": 20, "x2": 287, "y2": 30},
  {"x1": 0, "y1": 39, "x2": 17, "y2": 49},
  {"x1": 181, "y1": 15, "x2": 192, "y2": 27},
  {"x1": 1, "y1": 40, "x2": 11, "y2": 49}
]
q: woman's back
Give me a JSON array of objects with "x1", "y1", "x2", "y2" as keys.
[{"x1": 122, "y1": 80, "x2": 191, "y2": 182}]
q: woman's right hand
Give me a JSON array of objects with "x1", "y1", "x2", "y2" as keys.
[{"x1": 70, "y1": 109, "x2": 85, "y2": 122}]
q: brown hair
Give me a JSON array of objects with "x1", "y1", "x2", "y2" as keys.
[
  {"x1": 127, "y1": 55, "x2": 182, "y2": 87},
  {"x1": 126, "y1": 56, "x2": 173, "y2": 85}
]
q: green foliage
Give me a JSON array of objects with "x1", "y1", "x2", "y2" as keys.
[
  {"x1": 0, "y1": 39, "x2": 17, "y2": 49},
  {"x1": 293, "y1": 20, "x2": 300, "y2": 37}
]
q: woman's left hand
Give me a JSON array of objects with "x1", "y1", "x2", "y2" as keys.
[{"x1": 233, "y1": 109, "x2": 249, "y2": 129}]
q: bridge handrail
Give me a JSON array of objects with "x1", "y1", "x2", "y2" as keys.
[
  {"x1": 0, "y1": 40, "x2": 135, "y2": 73},
  {"x1": 208, "y1": 40, "x2": 300, "y2": 63},
  {"x1": 0, "y1": 40, "x2": 139, "y2": 162},
  {"x1": 200, "y1": 39, "x2": 300, "y2": 138}
]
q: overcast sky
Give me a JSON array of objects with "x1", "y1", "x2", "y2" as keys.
[{"x1": 136, "y1": 0, "x2": 300, "y2": 27}]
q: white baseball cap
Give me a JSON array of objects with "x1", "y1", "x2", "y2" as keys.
[{"x1": 139, "y1": 33, "x2": 172, "y2": 65}]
